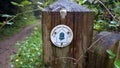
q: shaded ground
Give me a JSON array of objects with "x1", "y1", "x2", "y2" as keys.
[{"x1": 0, "y1": 22, "x2": 40, "y2": 68}]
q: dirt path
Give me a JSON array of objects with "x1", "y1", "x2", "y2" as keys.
[{"x1": 0, "y1": 22, "x2": 40, "y2": 68}]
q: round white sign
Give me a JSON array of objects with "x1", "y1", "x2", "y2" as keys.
[{"x1": 50, "y1": 25, "x2": 73, "y2": 47}]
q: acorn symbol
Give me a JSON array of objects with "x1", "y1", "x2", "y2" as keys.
[{"x1": 59, "y1": 32, "x2": 65, "y2": 40}]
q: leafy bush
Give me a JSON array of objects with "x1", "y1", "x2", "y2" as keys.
[
  {"x1": 106, "y1": 49, "x2": 120, "y2": 68},
  {"x1": 11, "y1": 25, "x2": 43, "y2": 68},
  {"x1": 78, "y1": 0, "x2": 120, "y2": 32},
  {"x1": 36, "y1": 0, "x2": 120, "y2": 32},
  {"x1": 0, "y1": 0, "x2": 36, "y2": 40},
  {"x1": 114, "y1": 59, "x2": 120, "y2": 68}
]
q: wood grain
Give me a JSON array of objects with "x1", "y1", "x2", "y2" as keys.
[
  {"x1": 42, "y1": 1, "x2": 94, "y2": 68},
  {"x1": 87, "y1": 32, "x2": 120, "y2": 68},
  {"x1": 42, "y1": 11, "x2": 94, "y2": 68}
]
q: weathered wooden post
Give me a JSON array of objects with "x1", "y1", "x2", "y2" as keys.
[
  {"x1": 87, "y1": 32, "x2": 120, "y2": 68},
  {"x1": 42, "y1": 0, "x2": 94, "y2": 68}
]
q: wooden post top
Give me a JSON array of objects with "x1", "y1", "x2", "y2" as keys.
[{"x1": 43, "y1": 0, "x2": 93, "y2": 12}]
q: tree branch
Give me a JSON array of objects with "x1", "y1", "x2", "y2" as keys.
[{"x1": 98, "y1": 0, "x2": 119, "y2": 22}]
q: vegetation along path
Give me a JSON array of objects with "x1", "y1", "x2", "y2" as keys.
[{"x1": 0, "y1": 22, "x2": 40, "y2": 68}]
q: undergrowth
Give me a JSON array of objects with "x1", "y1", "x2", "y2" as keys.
[{"x1": 11, "y1": 25, "x2": 43, "y2": 68}]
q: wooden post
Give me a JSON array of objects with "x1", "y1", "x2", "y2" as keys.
[
  {"x1": 87, "y1": 32, "x2": 120, "y2": 68},
  {"x1": 42, "y1": 0, "x2": 94, "y2": 68}
]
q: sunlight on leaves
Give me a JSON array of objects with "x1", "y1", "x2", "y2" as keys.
[
  {"x1": 11, "y1": 1, "x2": 19, "y2": 6},
  {"x1": 11, "y1": 1, "x2": 23, "y2": 7},
  {"x1": 21, "y1": 0, "x2": 31, "y2": 6},
  {"x1": 2, "y1": 14, "x2": 13, "y2": 17}
]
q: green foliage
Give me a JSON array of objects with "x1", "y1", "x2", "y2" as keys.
[
  {"x1": 78, "y1": 0, "x2": 120, "y2": 31},
  {"x1": 11, "y1": 1, "x2": 22, "y2": 7},
  {"x1": 0, "y1": 0, "x2": 36, "y2": 40},
  {"x1": 11, "y1": 0, "x2": 31, "y2": 7},
  {"x1": 11, "y1": 25, "x2": 43, "y2": 68},
  {"x1": 106, "y1": 49, "x2": 116, "y2": 59},
  {"x1": 0, "y1": 14, "x2": 14, "y2": 26},
  {"x1": 21, "y1": 0, "x2": 31, "y2": 6},
  {"x1": 106, "y1": 49, "x2": 120, "y2": 68},
  {"x1": 114, "y1": 59, "x2": 120, "y2": 68},
  {"x1": 94, "y1": 20, "x2": 109, "y2": 31},
  {"x1": 1, "y1": 14, "x2": 14, "y2": 18}
]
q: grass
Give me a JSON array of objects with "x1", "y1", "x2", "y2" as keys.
[{"x1": 11, "y1": 25, "x2": 43, "y2": 68}]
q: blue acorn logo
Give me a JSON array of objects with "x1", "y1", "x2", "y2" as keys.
[{"x1": 59, "y1": 32, "x2": 65, "y2": 40}]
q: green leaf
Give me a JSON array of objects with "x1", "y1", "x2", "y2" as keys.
[
  {"x1": 97, "y1": 20, "x2": 106, "y2": 23},
  {"x1": 37, "y1": 2, "x2": 43, "y2": 5},
  {"x1": 83, "y1": 0, "x2": 87, "y2": 3},
  {"x1": 6, "y1": 21, "x2": 14, "y2": 25},
  {"x1": 11, "y1": 1, "x2": 23, "y2": 7},
  {"x1": 94, "y1": 24, "x2": 101, "y2": 30},
  {"x1": 11, "y1": 1, "x2": 19, "y2": 6},
  {"x1": 21, "y1": 1, "x2": 31, "y2": 6},
  {"x1": 106, "y1": 50, "x2": 116, "y2": 59},
  {"x1": 110, "y1": 21, "x2": 117, "y2": 24},
  {"x1": 2, "y1": 14, "x2": 13, "y2": 17},
  {"x1": 114, "y1": 59, "x2": 120, "y2": 68}
]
